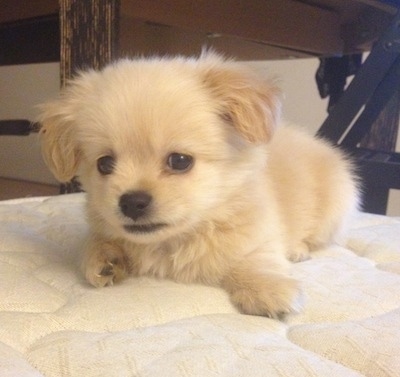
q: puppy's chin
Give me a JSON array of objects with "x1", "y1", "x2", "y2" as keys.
[
  {"x1": 123, "y1": 223, "x2": 168, "y2": 234},
  {"x1": 121, "y1": 223, "x2": 171, "y2": 244},
  {"x1": 116, "y1": 219, "x2": 188, "y2": 245}
]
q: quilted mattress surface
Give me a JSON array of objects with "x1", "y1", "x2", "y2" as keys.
[{"x1": 0, "y1": 193, "x2": 399, "y2": 377}]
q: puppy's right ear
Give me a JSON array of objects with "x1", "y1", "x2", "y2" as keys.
[{"x1": 38, "y1": 102, "x2": 81, "y2": 183}]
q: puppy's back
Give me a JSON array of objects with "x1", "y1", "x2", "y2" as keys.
[{"x1": 267, "y1": 125, "x2": 360, "y2": 259}]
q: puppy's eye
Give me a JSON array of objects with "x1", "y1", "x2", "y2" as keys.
[
  {"x1": 97, "y1": 155, "x2": 115, "y2": 175},
  {"x1": 167, "y1": 153, "x2": 193, "y2": 172}
]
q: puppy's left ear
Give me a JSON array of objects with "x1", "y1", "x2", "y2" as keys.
[
  {"x1": 200, "y1": 58, "x2": 282, "y2": 143},
  {"x1": 38, "y1": 101, "x2": 81, "y2": 183}
]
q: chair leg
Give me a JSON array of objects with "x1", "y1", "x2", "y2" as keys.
[
  {"x1": 58, "y1": 0, "x2": 121, "y2": 193},
  {"x1": 361, "y1": 184, "x2": 390, "y2": 215},
  {"x1": 316, "y1": 11, "x2": 400, "y2": 215},
  {"x1": 59, "y1": 0, "x2": 121, "y2": 85}
]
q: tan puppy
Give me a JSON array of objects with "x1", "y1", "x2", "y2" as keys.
[{"x1": 39, "y1": 53, "x2": 360, "y2": 318}]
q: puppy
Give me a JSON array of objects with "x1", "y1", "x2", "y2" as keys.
[{"x1": 39, "y1": 53, "x2": 360, "y2": 318}]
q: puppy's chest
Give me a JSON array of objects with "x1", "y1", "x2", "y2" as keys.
[{"x1": 122, "y1": 237, "x2": 228, "y2": 285}]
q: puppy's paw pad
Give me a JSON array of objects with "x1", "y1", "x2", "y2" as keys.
[
  {"x1": 99, "y1": 261, "x2": 115, "y2": 277},
  {"x1": 93, "y1": 258, "x2": 126, "y2": 287},
  {"x1": 84, "y1": 248, "x2": 128, "y2": 288}
]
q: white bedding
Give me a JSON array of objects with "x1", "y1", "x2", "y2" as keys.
[{"x1": 0, "y1": 193, "x2": 399, "y2": 377}]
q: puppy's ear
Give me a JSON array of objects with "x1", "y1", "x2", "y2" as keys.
[
  {"x1": 38, "y1": 101, "x2": 81, "y2": 183},
  {"x1": 199, "y1": 57, "x2": 281, "y2": 143}
]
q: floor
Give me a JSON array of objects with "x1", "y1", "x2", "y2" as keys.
[{"x1": 0, "y1": 177, "x2": 59, "y2": 201}]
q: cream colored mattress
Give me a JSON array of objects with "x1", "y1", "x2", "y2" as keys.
[{"x1": 0, "y1": 193, "x2": 399, "y2": 377}]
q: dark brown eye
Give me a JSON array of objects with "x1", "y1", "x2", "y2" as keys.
[
  {"x1": 167, "y1": 153, "x2": 193, "y2": 172},
  {"x1": 97, "y1": 155, "x2": 115, "y2": 175}
]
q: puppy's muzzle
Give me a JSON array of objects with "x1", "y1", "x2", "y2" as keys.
[{"x1": 119, "y1": 191, "x2": 152, "y2": 221}]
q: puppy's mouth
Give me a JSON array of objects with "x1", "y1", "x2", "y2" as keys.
[{"x1": 123, "y1": 223, "x2": 167, "y2": 234}]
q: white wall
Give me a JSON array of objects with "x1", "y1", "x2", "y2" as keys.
[
  {"x1": 246, "y1": 59, "x2": 329, "y2": 132},
  {"x1": 0, "y1": 59, "x2": 399, "y2": 215},
  {"x1": 0, "y1": 62, "x2": 60, "y2": 184}
]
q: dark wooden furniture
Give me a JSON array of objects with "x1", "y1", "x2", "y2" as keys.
[
  {"x1": 317, "y1": 9, "x2": 400, "y2": 213},
  {"x1": 1, "y1": 0, "x2": 398, "y2": 65}
]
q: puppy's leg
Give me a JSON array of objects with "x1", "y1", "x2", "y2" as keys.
[
  {"x1": 222, "y1": 251, "x2": 302, "y2": 318},
  {"x1": 82, "y1": 236, "x2": 130, "y2": 287}
]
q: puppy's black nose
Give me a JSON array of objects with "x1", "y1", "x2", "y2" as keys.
[{"x1": 119, "y1": 191, "x2": 152, "y2": 221}]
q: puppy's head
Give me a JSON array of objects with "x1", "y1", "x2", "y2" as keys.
[{"x1": 39, "y1": 53, "x2": 281, "y2": 243}]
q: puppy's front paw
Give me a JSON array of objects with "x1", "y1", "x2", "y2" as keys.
[
  {"x1": 287, "y1": 242, "x2": 311, "y2": 263},
  {"x1": 224, "y1": 270, "x2": 303, "y2": 319},
  {"x1": 91, "y1": 258, "x2": 126, "y2": 287},
  {"x1": 82, "y1": 240, "x2": 129, "y2": 288}
]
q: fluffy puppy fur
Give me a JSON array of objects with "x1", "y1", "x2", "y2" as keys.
[{"x1": 39, "y1": 53, "x2": 360, "y2": 318}]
